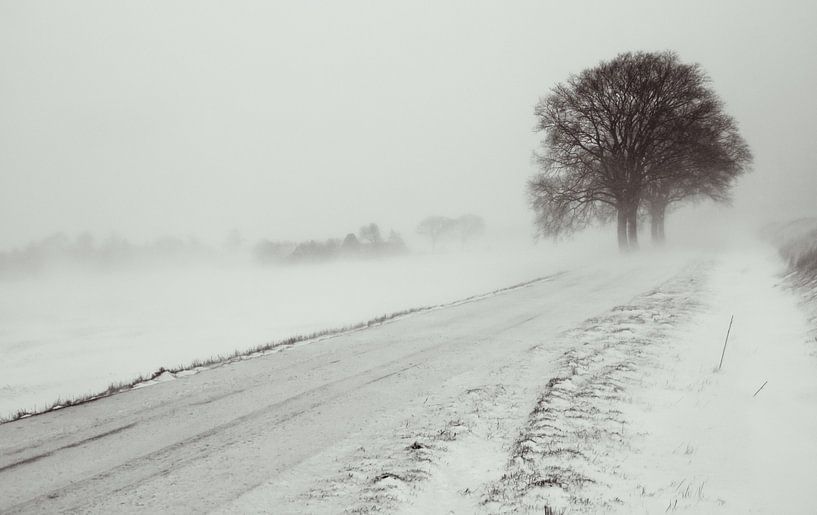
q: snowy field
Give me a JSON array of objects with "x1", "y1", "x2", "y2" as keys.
[{"x1": 1, "y1": 238, "x2": 613, "y2": 420}]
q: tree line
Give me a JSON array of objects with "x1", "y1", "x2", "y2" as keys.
[
  {"x1": 0, "y1": 223, "x2": 412, "y2": 276},
  {"x1": 253, "y1": 223, "x2": 408, "y2": 264},
  {"x1": 528, "y1": 51, "x2": 752, "y2": 250}
]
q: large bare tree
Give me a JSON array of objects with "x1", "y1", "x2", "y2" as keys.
[
  {"x1": 642, "y1": 114, "x2": 751, "y2": 243},
  {"x1": 529, "y1": 51, "x2": 751, "y2": 250},
  {"x1": 416, "y1": 216, "x2": 454, "y2": 252}
]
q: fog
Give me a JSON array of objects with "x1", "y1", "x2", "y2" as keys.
[
  {"x1": 2, "y1": 1, "x2": 816, "y2": 249},
  {"x1": 1, "y1": 2, "x2": 816, "y2": 416}
]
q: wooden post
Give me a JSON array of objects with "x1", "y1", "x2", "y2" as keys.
[
  {"x1": 718, "y1": 315, "x2": 734, "y2": 371},
  {"x1": 753, "y1": 380, "x2": 768, "y2": 397}
]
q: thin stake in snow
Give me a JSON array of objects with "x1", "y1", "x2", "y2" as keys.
[
  {"x1": 753, "y1": 380, "x2": 768, "y2": 398},
  {"x1": 718, "y1": 315, "x2": 734, "y2": 371}
]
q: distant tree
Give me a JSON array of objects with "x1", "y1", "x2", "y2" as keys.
[
  {"x1": 253, "y1": 239, "x2": 296, "y2": 263},
  {"x1": 455, "y1": 214, "x2": 486, "y2": 248},
  {"x1": 73, "y1": 232, "x2": 96, "y2": 261},
  {"x1": 358, "y1": 223, "x2": 383, "y2": 245},
  {"x1": 385, "y1": 230, "x2": 409, "y2": 255},
  {"x1": 416, "y1": 216, "x2": 455, "y2": 251},
  {"x1": 40, "y1": 232, "x2": 70, "y2": 252},
  {"x1": 289, "y1": 239, "x2": 340, "y2": 263},
  {"x1": 76, "y1": 232, "x2": 95, "y2": 252},
  {"x1": 341, "y1": 233, "x2": 362, "y2": 255},
  {"x1": 529, "y1": 51, "x2": 751, "y2": 250},
  {"x1": 100, "y1": 233, "x2": 134, "y2": 264},
  {"x1": 153, "y1": 236, "x2": 185, "y2": 253}
]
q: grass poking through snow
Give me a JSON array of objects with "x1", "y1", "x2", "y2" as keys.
[{"x1": 482, "y1": 262, "x2": 709, "y2": 513}]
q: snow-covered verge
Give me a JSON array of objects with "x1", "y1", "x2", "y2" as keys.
[
  {"x1": 763, "y1": 217, "x2": 817, "y2": 277},
  {"x1": 772, "y1": 218, "x2": 817, "y2": 335},
  {"x1": 606, "y1": 247, "x2": 817, "y2": 513}
]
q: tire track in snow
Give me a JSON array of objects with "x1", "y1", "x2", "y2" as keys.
[
  {"x1": 1, "y1": 359, "x2": 423, "y2": 514},
  {"x1": 0, "y1": 422, "x2": 137, "y2": 474}
]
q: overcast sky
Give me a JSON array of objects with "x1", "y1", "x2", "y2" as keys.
[{"x1": 1, "y1": 0, "x2": 815, "y2": 249}]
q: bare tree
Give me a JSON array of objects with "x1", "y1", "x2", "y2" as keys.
[
  {"x1": 358, "y1": 223, "x2": 383, "y2": 245},
  {"x1": 528, "y1": 157, "x2": 614, "y2": 240},
  {"x1": 416, "y1": 216, "x2": 454, "y2": 251},
  {"x1": 340, "y1": 233, "x2": 361, "y2": 255},
  {"x1": 385, "y1": 230, "x2": 408, "y2": 255},
  {"x1": 642, "y1": 118, "x2": 751, "y2": 243},
  {"x1": 530, "y1": 51, "x2": 751, "y2": 250}
]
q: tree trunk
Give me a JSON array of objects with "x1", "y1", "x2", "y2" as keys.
[
  {"x1": 617, "y1": 208, "x2": 628, "y2": 251},
  {"x1": 616, "y1": 202, "x2": 640, "y2": 252},
  {"x1": 626, "y1": 203, "x2": 639, "y2": 250},
  {"x1": 649, "y1": 204, "x2": 666, "y2": 245}
]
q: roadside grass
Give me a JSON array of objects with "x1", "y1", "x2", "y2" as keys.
[
  {"x1": 1, "y1": 272, "x2": 566, "y2": 424},
  {"x1": 768, "y1": 218, "x2": 817, "y2": 340},
  {"x1": 781, "y1": 232, "x2": 817, "y2": 282},
  {"x1": 766, "y1": 217, "x2": 817, "y2": 283},
  {"x1": 481, "y1": 263, "x2": 707, "y2": 513}
]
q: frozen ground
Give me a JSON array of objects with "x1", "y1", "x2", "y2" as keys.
[
  {"x1": 1, "y1": 241, "x2": 605, "y2": 419},
  {"x1": 1, "y1": 242, "x2": 815, "y2": 514}
]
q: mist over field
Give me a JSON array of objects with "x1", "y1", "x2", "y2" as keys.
[{"x1": 0, "y1": 237, "x2": 574, "y2": 418}]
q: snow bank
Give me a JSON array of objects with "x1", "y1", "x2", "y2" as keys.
[{"x1": 613, "y1": 247, "x2": 817, "y2": 513}]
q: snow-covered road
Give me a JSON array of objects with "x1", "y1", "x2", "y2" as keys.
[
  {"x1": 0, "y1": 253, "x2": 690, "y2": 513},
  {"x1": 1, "y1": 247, "x2": 814, "y2": 514}
]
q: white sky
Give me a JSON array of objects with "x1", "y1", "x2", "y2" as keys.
[{"x1": 1, "y1": 0, "x2": 815, "y2": 248}]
